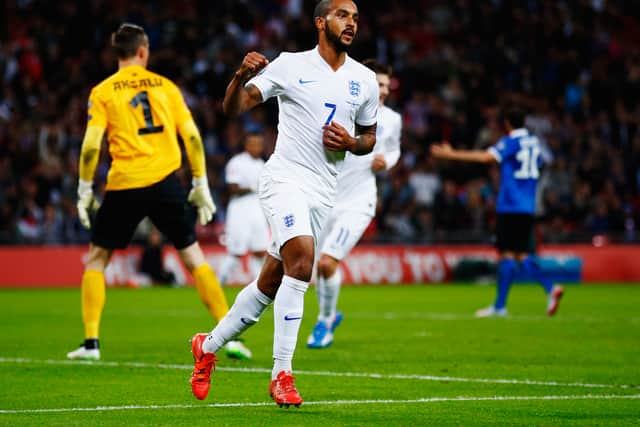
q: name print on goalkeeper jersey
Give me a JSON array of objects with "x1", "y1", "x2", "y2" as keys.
[{"x1": 87, "y1": 65, "x2": 192, "y2": 191}]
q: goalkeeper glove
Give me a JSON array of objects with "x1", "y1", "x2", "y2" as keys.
[
  {"x1": 77, "y1": 179, "x2": 99, "y2": 229},
  {"x1": 188, "y1": 176, "x2": 217, "y2": 225}
]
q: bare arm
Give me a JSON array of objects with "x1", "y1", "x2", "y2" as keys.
[
  {"x1": 222, "y1": 52, "x2": 269, "y2": 116},
  {"x1": 323, "y1": 122, "x2": 377, "y2": 156},
  {"x1": 352, "y1": 123, "x2": 377, "y2": 155},
  {"x1": 228, "y1": 183, "x2": 253, "y2": 196},
  {"x1": 223, "y1": 80, "x2": 264, "y2": 117},
  {"x1": 430, "y1": 142, "x2": 496, "y2": 163}
]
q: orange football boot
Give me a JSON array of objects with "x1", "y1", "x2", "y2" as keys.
[
  {"x1": 269, "y1": 370, "x2": 303, "y2": 408},
  {"x1": 189, "y1": 333, "x2": 217, "y2": 400}
]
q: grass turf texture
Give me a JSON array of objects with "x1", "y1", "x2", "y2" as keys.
[{"x1": 0, "y1": 284, "x2": 639, "y2": 426}]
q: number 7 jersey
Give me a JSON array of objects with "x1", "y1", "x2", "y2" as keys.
[
  {"x1": 247, "y1": 47, "x2": 379, "y2": 204},
  {"x1": 86, "y1": 65, "x2": 192, "y2": 190},
  {"x1": 487, "y1": 128, "x2": 542, "y2": 214}
]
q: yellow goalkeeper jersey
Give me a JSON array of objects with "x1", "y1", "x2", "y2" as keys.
[{"x1": 87, "y1": 65, "x2": 192, "y2": 190}]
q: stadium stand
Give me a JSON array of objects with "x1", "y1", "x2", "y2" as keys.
[{"x1": 1, "y1": 0, "x2": 639, "y2": 245}]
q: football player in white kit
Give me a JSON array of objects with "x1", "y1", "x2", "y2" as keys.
[
  {"x1": 308, "y1": 59, "x2": 402, "y2": 349},
  {"x1": 217, "y1": 132, "x2": 269, "y2": 286},
  {"x1": 188, "y1": 0, "x2": 378, "y2": 407}
]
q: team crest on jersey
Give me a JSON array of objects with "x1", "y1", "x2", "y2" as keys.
[
  {"x1": 349, "y1": 80, "x2": 360, "y2": 97},
  {"x1": 283, "y1": 214, "x2": 295, "y2": 228}
]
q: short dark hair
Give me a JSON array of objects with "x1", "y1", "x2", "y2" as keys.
[
  {"x1": 314, "y1": 0, "x2": 357, "y2": 18},
  {"x1": 502, "y1": 106, "x2": 526, "y2": 129},
  {"x1": 111, "y1": 23, "x2": 148, "y2": 59},
  {"x1": 362, "y1": 59, "x2": 392, "y2": 77},
  {"x1": 314, "y1": 0, "x2": 333, "y2": 19}
]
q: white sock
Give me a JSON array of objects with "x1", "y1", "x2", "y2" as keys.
[
  {"x1": 202, "y1": 279, "x2": 272, "y2": 354},
  {"x1": 248, "y1": 255, "x2": 265, "y2": 280},
  {"x1": 320, "y1": 269, "x2": 342, "y2": 322},
  {"x1": 315, "y1": 275, "x2": 327, "y2": 321},
  {"x1": 218, "y1": 255, "x2": 241, "y2": 286},
  {"x1": 272, "y1": 275, "x2": 308, "y2": 379}
]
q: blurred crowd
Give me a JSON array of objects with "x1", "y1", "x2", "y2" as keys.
[{"x1": 1, "y1": 0, "x2": 639, "y2": 245}]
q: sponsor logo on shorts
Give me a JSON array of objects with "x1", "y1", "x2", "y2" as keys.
[{"x1": 284, "y1": 314, "x2": 302, "y2": 321}]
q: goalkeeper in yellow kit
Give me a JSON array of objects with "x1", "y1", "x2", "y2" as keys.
[{"x1": 67, "y1": 23, "x2": 251, "y2": 361}]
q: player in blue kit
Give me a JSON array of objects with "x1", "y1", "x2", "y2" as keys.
[{"x1": 431, "y1": 107, "x2": 564, "y2": 317}]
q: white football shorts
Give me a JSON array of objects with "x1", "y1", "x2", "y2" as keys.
[
  {"x1": 258, "y1": 173, "x2": 331, "y2": 261},
  {"x1": 318, "y1": 208, "x2": 373, "y2": 261}
]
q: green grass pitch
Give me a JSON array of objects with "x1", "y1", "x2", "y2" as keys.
[{"x1": 1, "y1": 284, "x2": 639, "y2": 426}]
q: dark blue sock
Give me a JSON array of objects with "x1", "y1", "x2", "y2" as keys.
[
  {"x1": 521, "y1": 256, "x2": 553, "y2": 293},
  {"x1": 495, "y1": 258, "x2": 518, "y2": 310}
]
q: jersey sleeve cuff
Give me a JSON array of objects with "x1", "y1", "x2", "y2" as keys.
[
  {"x1": 192, "y1": 176, "x2": 209, "y2": 187},
  {"x1": 77, "y1": 179, "x2": 93, "y2": 195},
  {"x1": 356, "y1": 118, "x2": 377, "y2": 127},
  {"x1": 245, "y1": 78, "x2": 268, "y2": 101},
  {"x1": 488, "y1": 147, "x2": 502, "y2": 163}
]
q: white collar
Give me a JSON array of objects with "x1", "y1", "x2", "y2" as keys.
[
  {"x1": 313, "y1": 45, "x2": 349, "y2": 73},
  {"x1": 509, "y1": 128, "x2": 528, "y2": 137}
]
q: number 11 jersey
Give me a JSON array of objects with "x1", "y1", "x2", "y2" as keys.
[{"x1": 86, "y1": 64, "x2": 192, "y2": 190}]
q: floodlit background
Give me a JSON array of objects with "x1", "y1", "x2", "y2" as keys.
[{"x1": 1, "y1": 0, "x2": 639, "y2": 246}]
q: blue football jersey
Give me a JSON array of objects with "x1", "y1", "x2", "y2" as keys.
[{"x1": 487, "y1": 129, "x2": 542, "y2": 214}]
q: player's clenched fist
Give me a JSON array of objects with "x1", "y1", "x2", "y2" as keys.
[
  {"x1": 236, "y1": 52, "x2": 269, "y2": 81},
  {"x1": 322, "y1": 121, "x2": 355, "y2": 152},
  {"x1": 371, "y1": 154, "x2": 387, "y2": 172}
]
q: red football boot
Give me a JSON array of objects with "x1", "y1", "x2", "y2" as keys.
[
  {"x1": 269, "y1": 370, "x2": 303, "y2": 408},
  {"x1": 547, "y1": 285, "x2": 564, "y2": 316},
  {"x1": 189, "y1": 333, "x2": 217, "y2": 400}
]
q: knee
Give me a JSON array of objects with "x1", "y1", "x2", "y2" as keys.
[
  {"x1": 85, "y1": 245, "x2": 111, "y2": 272},
  {"x1": 280, "y1": 236, "x2": 315, "y2": 282},
  {"x1": 317, "y1": 255, "x2": 337, "y2": 278},
  {"x1": 183, "y1": 258, "x2": 198, "y2": 273},
  {"x1": 284, "y1": 256, "x2": 314, "y2": 282},
  {"x1": 179, "y1": 243, "x2": 205, "y2": 272}
]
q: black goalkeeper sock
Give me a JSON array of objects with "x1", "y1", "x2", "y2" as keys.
[{"x1": 84, "y1": 338, "x2": 100, "y2": 350}]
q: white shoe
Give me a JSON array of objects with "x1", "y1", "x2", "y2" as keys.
[
  {"x1": 67, "y1": 345, "x2": 100, "y2": 360},
  {"x1": 547, "y1": 285, "x2": 564, "y2": 316},
  {"x1": 306, "y1": 312, "x2": 343, "y2": 349},
  {"x1": 475, "y1": 306, "x2": 507, "y2": 318},
  {"x1": 224, "y1": 340, "x2": 252, "y2": 360}
]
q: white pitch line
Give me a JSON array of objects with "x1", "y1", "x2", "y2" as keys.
[
  {"x1": 0, "y1": 357, "x2": 636, "y2": 390},
  {"x1": 351, "y1": 311, "x2": 640, "y2": 322},
  {"x1": 1, "y1": 394, "x2": 639, "y2": 414}
]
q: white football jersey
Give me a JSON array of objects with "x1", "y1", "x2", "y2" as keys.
[
  {"x1": 247, "y1": 46, "x2": 379, "y2": 204},
  {"x1": 225, "y1": 151, "x2": 264, "y2": 210},
  {"x1": 225, "y1": 152, "x2": 264, "y2": 194},
  {"x1": 335, "y1": 104, "x2": 402, "y2": 215},
  {"x1": 224, "y1": 151, "x2": 268, "y2": 254}
]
